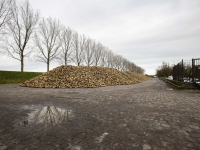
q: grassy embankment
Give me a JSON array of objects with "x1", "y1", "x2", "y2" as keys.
[{"x1": 0, "y1": 71, "x2": 43, "y2": 84}]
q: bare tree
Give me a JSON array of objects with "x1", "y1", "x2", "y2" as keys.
[
  {"x1": 34, "y1": 17, "x2": 62, "y2": 71},
  {"x1": 126, "y1": 61, "x2": 132, "y2": 72},
  {"x1": 58, "y1": 27, "x2": 73, "y2": 65},
  {"x1": 100, "y1": 47, "x2": 108, "y2": 67},
  {"x1": 121, "y1": 58, "x2": 127, "y2": 71},
  {"x1": 0, "y1": 0, "x2": 13, "y2": 35},
  {"x1": 129, "y1": 62, "x2": 136, "y2": 72},
  {"x1": 84, "y1": 38, "x2": 95, "y2": 67},
  {"x1": 113, "y1": 54, "x2": 123, "y2": 70},
  {"x1": 132, "y1": 63, "x2": 137, "y2": 72},
  {"x1": 93, "y1": 42, "x2": 102, "y2": 66},
  {"x1": 156, "y1": 62, "x2": 172, "y2": 77},
  {"x1": 2, "y1": 0, "x2": 40, "y2": 72},
  {"x1": 105, "y1": 49, "x2": 114, "y2": 68},
  {"x1": 71, "y1": 33, "x2": 85, "y2": 66}
]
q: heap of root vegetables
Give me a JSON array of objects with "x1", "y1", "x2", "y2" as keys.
[{"x1": 21, "y1": 65, "x2": 150, "y2": 88}]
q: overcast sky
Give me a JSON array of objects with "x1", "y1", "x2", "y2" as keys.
[{"x1": 0, "y1": 0, "x2": 200, "y2": 75}]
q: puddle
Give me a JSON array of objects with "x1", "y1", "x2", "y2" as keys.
[
  {"x1": 23, "y1": 106, "x2": 73, "y2": 126},
  {"x1": 167, "y1": 88, "x2": 173, "y2": 91}
]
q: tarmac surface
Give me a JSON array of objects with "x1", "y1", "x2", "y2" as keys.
[{"x1": 0, "y1": 78, "x2": 200, "y2": 150}]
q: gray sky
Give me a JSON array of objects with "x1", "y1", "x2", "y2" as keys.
[{"x1": 0, "y1": 0, "x2": 200, "y2": 74}]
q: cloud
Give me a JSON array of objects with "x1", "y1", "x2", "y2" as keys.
[{"x1": 1, "y1": 0, "x2": 200, "y2": 75}]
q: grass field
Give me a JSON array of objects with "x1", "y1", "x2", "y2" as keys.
[{"x1": 0, "y1": 71, "x2": 43, "y2": 84}]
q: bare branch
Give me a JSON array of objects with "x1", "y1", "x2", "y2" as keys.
[
  {"x1": 57, "y1": 27, "x2": 73, "y2": 65},
  {"x1": 34, "y1": 17, "x2": 62, "y2": 71},
  {"x1": 71, "y1": 32, "x2": 85, "y2": 66},
  {"x1": 84, "y1": 37, "x2": 95, "y2": 67},
  {"x1": 1, "y1": 0, "x2": 40, "y2": 72},
  {"x1": 0, "y1": 0, "x2": 13, "y2": 35}
]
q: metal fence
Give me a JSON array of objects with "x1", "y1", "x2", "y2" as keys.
[
  {"x1": 173, "y1": 58, "x2": 200, "y2": 82},
  {"x1": 173, "y1": 59, "x2": 184, "y2": 81},
  {"x1": 192, "y1": 58, "x2": 200, "y2": 82}
]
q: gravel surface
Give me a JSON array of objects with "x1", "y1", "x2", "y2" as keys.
[{"x1": 0, "y1": 78, "x2": 200, "y2": 150}]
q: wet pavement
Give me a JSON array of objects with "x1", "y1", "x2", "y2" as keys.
[{"x1": 0, "y1": 78, "x2": 200, "y2": 150}]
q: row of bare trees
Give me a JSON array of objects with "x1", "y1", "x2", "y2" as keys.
[{"x1": 0, "y1": 0, "x2": 145, "y2": 74}]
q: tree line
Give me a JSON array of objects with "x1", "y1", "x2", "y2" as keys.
[
  {"x1": 156, "y1": 61, "x2": 192, "y2": 78},
  {"x1": 156, "y1": 62, "x2": 172, "y2": 77},
  {"x1": 0, "y1": 0, "x2": 145, "y2": 74}
]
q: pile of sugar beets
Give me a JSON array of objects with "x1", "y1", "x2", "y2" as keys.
[{"x1": 20, "y1": 65, "x2": 150, "y2": 88}]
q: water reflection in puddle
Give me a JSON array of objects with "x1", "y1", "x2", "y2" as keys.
[{"x1": 25, "y1": 106, "x2": 73, "y2": 126}]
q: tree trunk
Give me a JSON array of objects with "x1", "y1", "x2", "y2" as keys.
[
  {"x1": 47, "y1": 61, "x2": 49, "y2": 72},
  {"x1": 21, "y1": 57, "x2": 24, "y2": 72},
  {"x1": 65, "y1": 57, "x2": 67, "y2": 65}
]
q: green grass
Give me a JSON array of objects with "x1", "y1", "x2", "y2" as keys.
[{"x1": 0, "y1": 70, "x2": 43, "y2": 84}]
